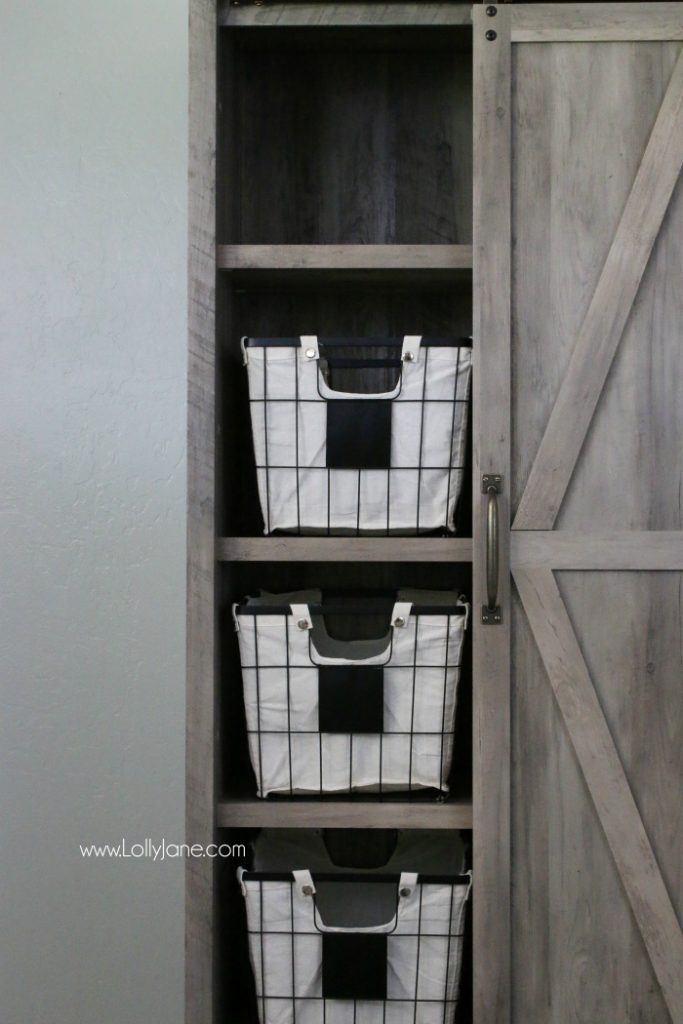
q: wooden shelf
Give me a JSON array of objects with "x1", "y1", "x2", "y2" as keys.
[
  {"x1": 217, "y1": 244, "x2": 473, "y2": 283},
  {"x1": 220, "y1": 3, "x2": 474, "y2": 29},
  {"x1": 217, "y1": 797, "x2": 473, "y2": 830},
  {"x1": 216, "y1": 537, "x2": 474, "y2": 563}
]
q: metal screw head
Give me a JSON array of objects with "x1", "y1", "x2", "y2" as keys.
[
  {"x1": 486, "y1": 5, "x2": 497, "y2": 15},
  {"x1": 486, "y1": 29, "x2": 497, "y2": 40},
  {"x1": 305, "y1": 348, "x2": 316, "y2": 359},
  {"x1": 297, "y1": 619, "x2": 310, "y2": 631},
  {"x1": 400, "y1": 887, "x2": 412, "y2": 898},
  {"x1": 393, "y1": 616, "x2": 406, "y2": 628},
  {"x1": 403, "y1": 351, "x2": 415, "y2": 363},
  {"x1": 302, "y1": 885, "x2": 313, "y2": 896}
]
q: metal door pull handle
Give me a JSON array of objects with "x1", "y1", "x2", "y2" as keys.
[{"x1": 482, "y1": 475, "x2": 502, "y2": 624}]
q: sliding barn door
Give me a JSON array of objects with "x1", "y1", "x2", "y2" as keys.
[{"x1": 477, "y1": 5, "x2": 683, "y2": 1021}]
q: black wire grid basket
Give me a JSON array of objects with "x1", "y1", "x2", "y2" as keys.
[
  {"x1": 238, "y1": 864, "x2": 472, "y2": 1024},
  {"x1": 242, "y1": 335, "x2": 472, "y2": 536},
  {"x1": 234, "y1": 590, "x2": 470, "y2": 798}
]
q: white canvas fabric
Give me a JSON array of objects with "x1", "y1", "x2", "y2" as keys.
[
  {"x1": 239, "y1": 830, "x2": 472, "y2": 1024},
  {"x1": 234, "y1": 590, "x2": 469, "y2": 797},
  {"x1": 244, "y1": 337, "x2": 472, "y2": 534}
]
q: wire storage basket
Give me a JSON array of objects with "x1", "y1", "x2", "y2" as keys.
[
  {"x1": 238, "y1": 829, "x2": 472, "y2": 1024},
  {"x1": 233, "y1": 589, "x2": 470, "y2": 798},
  {"x1": 242, "y1": 335, "x2": 472, "y2": 535}
]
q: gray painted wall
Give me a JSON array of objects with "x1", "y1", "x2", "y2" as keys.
[{"x1": 1, "y1": 3, "x2": 187, "y2": 1021}]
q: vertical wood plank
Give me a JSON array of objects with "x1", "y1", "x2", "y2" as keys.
[
  {"x1": 187, "y1": 1, "x2": 216, "y2": 1022},
  {"x1": 472, "y1": 7, "x2": 511, "y2": 1023},
  {"x1": 514, "y1": 568, "x2": 683, "y2": 1022}
]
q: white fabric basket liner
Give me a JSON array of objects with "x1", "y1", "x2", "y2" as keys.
[
  {"x1": 244, "y1": 335, "x2": 472, "y2": 535},
  {"x1": 234, "y1": 589, "x2": 470, "y2": 797},
  {"x1": 238, "y1": 830, "x2": 472, "y2": 1024}
]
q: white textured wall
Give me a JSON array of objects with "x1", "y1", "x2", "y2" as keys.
[{"x1": 1, "y1": 3, "x2": 187, "y2": 1022}]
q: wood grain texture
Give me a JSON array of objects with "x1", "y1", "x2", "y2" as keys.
[
  {"x1": 559, "y1": 571, "x2": 683, "y2": 1022},
  {"x1": 472, "y1": 7, "x2": 511, "y2": 1023},
  {"x1": 510, "y1": 36, "x2": 683, "y2": 1022},
  {"x1": 510, "y1": 584, "x2": 666, "y2": 1022},
  {"x1": 511, "y1": 3, "x2": 683, "y2": 43},
  {"x1": 514, "y1": 568, "x2": 683, "y2": 1023},
  {"x1": 231, "y1": 45, "x2": 472, "y2": 245},
  {"x1": 512, "y1": 532, "x2": 683, "y2": 570},
  {"x1": 510, "y1": 40, "x2": 683, "y2": 535},
  {"x1": 217, "y1": 537, "x2": 474, "y2": 563},
  {"x1": 514, "y1": 46, "x2": 683, "y2": 531},
  {"x1": 187, "y1": 1, "x2": 216, "y2": 1022},
  {"x1": 217, "y1": 798, "x2": 473, "y2": 830},
  {"x1": 221, "y1": 2, "x2": 473, "y2": 28},
  {"x1": 217, "y1": 244, "x2": 473, "y2": 270}
]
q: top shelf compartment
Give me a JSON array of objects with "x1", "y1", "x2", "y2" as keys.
[{"x1": 219, "y1": 22, "x2": 473, "y2": 246}]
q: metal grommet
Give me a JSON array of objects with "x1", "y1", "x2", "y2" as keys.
[
  {"x1": 302, "y1": 885, "x2": 314, "y2": 896},
  {"x1": 486, "y1": 5, "x2": 497, "y2": 15},
  {"x1": 403, "y1": 351, "x2": 415, "y2": 363},
  {"x1": 305, "y1": 348, "x2": 316, "y2": 359},
  {"x1": 297, "y1": 619, "x2": 310, "y2": 631},
  {"x1": 400, "y1": 887, "x2": 412, "y2": 899},
  {"x1": 393, "y1": 616, "x2": 406, "y2": 628},
  {"x1": 486, "y1": 29, "x2": 497, "y2": 41}
]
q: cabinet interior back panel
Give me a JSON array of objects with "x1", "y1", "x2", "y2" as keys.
[{"x1": 223, "y1": 31, "x2": 473, "y2": 244}]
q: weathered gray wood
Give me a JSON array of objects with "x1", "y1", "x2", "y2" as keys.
[
  {"x1": 218, "y1": 244, "x2": 473, "y2": 270},
  {"x1": 510, "y1": 39, "x2": 683, "y2": 533},
  {"x1": 514, "y1": 568, "x2": 683, "y2": 1023},
  {"x1": 221, "y1": 2, "x2": 473, "y2": 29},
  {"x1": 472, "y1": 7, "x2": 511, "y2": 1024},
  {"x1": 510, "y1": 34, "x2": 683, "y2": 1022},
  {"x1": 511, "y1": 3, "x2": 683, "y2": 43},
  {"x1": 217, "y1": 797, "x2": 473, "y2": 830},
  {"x1": 514, "y1": 46, "x2": 683, "y2": 531},
  {"x1": 512, "y1": 532, "x2": 683, "y2": 570},
  {"x1": 559, "y1": 570, "x2": 683, "y2": 1021},
  {"x1": 217, "y1": 537, "x2": 474, "y2": 563},
  {"x1": 187, "y1": 1, "x2": 216, "y2": 1023}
]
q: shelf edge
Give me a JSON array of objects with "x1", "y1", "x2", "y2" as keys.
[
  {"x1": 217, "y1": 243, "x2": 474, "y2": 272},
  {"x1": 217, "y1": 799, "x2": 473, "y2": 830},
  {"x1": 216, "y1": 537, "x2": 474, "y2": 562}
]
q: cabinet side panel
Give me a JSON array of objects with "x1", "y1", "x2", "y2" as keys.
[{"x1": 187, "y1": 1, "x2": 217, "y2": 1022}]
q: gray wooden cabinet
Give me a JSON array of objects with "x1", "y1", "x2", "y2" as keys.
[{"x1": 188, "y1": 4, "x2": 683, "y2": 1022}]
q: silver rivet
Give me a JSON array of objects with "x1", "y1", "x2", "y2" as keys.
[
  {"x1": 302, "y1": 885, "x2": 313, "y2": 896},
  {"x1": 305, "y1": 348, "x2": 316, "y2": 359},
  {"x1": 393, "y1": 616, "x2": 406, "y2": 628},
  {"x1": 403, "y1": 352, "x2": 415, "y2": 363},
  {"x1": 400, "y1": 887, "x2": 411, "y2": 898},
  {"x1": 297, "y1": 619, "x2": 310, "y2": 631}
]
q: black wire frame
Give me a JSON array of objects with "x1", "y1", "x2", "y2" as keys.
[
  {"x1": 242, "y1": 875, "x2": 471, "y2": 1024},
  {"x1": 239, "y1": 609, "x2": 466, "y2": 799},
  {"x1": 248, "y1": 337, "x2": 471, "y2": 536}
]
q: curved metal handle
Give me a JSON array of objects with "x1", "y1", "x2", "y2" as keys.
[
  {"x1": 482, "y1": 474, "x2": 502, "y2": 624},
  {"x1": 486, "y1": 485, "x2": 499, "y2": 612}
]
